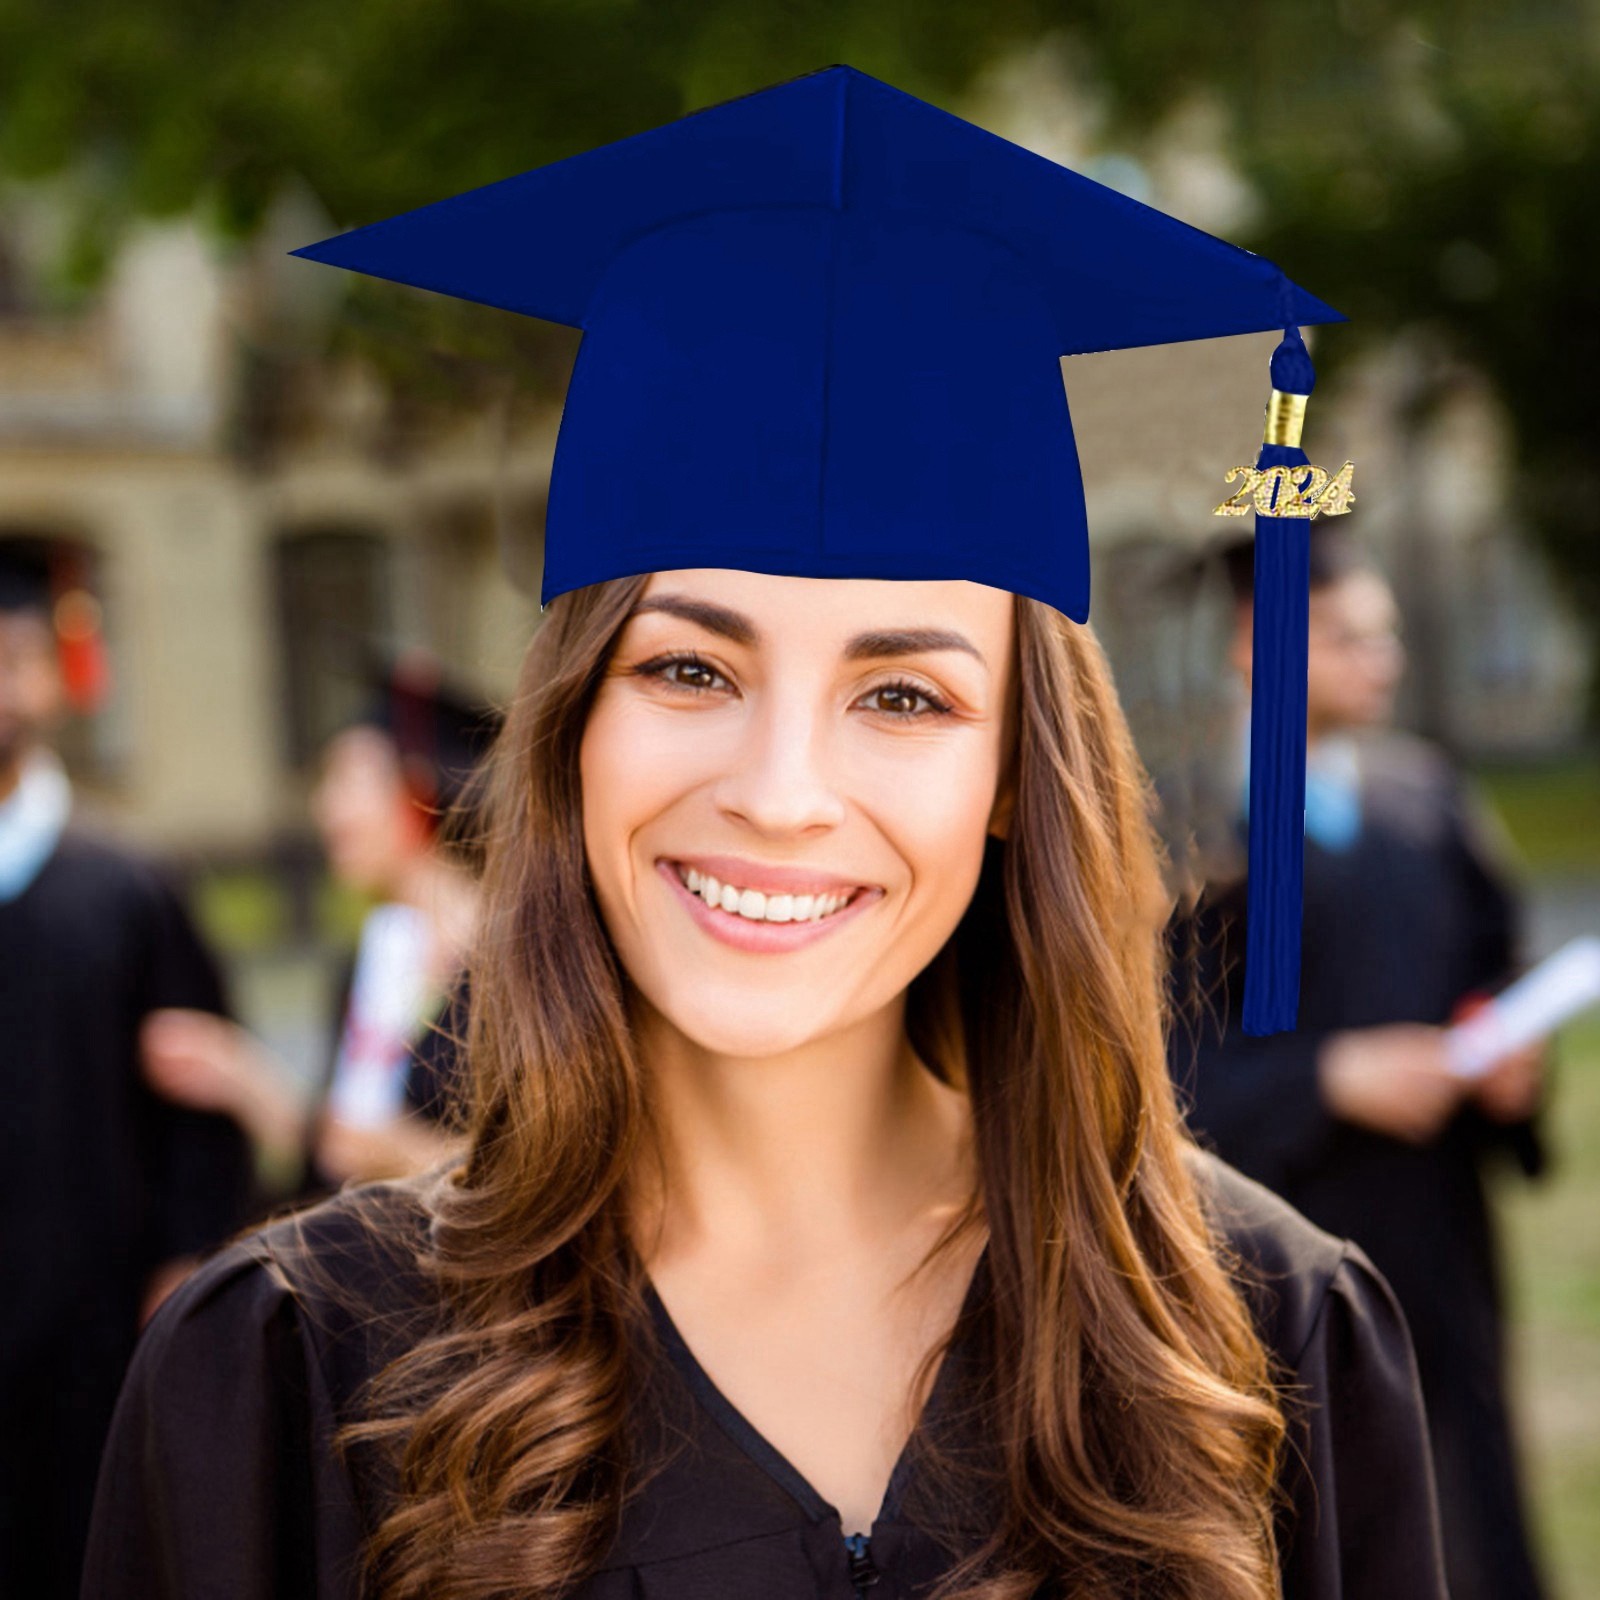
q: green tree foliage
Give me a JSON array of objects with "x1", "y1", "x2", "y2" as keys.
[
  {"x1": 0, "y1": 1, "x2": 1048, "y2": 323},
  {"x1": 0, "y1": 0, "x2": 1060, "y2": 407}
]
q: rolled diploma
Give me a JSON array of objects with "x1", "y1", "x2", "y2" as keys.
[{"x1": 1444, "y1": 934, "x2": 1600, "y2": 1080}]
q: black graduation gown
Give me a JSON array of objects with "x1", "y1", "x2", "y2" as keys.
[
  {"x1": 83, "y1": 1153, "x2": 1449, "y2": 1599},
  {"x1": 0, "y1": 829, "x2": 255, "y2": 1600},
  {"x1": 1168, "y1": 732, "x2": 1547, "y2": 1600}
]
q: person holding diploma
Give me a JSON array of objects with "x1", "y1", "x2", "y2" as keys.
[
  {"x1": 87, "y1": 69, "x2": 1451, "y2": 1600},
  {"x1": 1170, "y1": 522, "x2": 1549, "y2": 1600},
  {"x1": 140, "y1": 654, "x2": 494, "y2": 1194}
]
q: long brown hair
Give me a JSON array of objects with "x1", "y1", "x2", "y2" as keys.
[{"x1": 341, "y1": 576, "x2": 1286, "y2": 1600}]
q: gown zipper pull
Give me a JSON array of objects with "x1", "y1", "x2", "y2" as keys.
[{"x1": 843, "y1": 1530, "x2": 880, "y2": 1596}]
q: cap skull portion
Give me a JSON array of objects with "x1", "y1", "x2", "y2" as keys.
[{"x1": 289, "y1": 64, "x2": 1342, "y2": 621}]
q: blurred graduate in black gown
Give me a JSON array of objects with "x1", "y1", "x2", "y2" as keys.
[
  {"x1": 0, "y1": 537, "x2": 253, "y2": 1599},
  {"x1": 1169, "y1": 524, "x2": 1550, "y2": 1600},
  {"x1": 140, "y1": 651, "x2": 495, "y2": 1197}
]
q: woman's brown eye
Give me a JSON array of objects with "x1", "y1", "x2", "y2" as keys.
[
  {"x1": 865, "y1": 682, "x2": 947, "y2": 717},
  {"x1": 629, "y1": 652, "x2": 729, "y2": 693}
]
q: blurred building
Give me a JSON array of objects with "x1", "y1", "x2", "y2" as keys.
[{"x1": 0, "y1": 188, "x2": 544, "y2": 857}]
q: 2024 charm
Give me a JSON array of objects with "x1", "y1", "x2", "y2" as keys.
[{"x1": 1213, "y1": 461, "x2": 1356, "y2": 520}]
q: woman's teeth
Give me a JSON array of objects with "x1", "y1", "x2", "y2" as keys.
[{"x1": 678, "y1": 866, "x2": 855, "y2": 923}]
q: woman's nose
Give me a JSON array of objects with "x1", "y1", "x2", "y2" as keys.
[{"x1": 711, "y1": 694, "x2": 847, "y2": 838}]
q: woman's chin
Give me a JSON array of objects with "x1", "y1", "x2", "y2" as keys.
[{"x1": 649, "y1": 990, "x2": 846, "y2": 1062}]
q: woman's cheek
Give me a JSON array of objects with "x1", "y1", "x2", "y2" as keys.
[
  {"x1": 855, "y1": 734, "x2": 1002, "y2": 858},
  {"x1": 581, "y1": 697, "x2": 719, "y2": 889}
]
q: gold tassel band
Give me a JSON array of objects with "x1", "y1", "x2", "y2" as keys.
[{"x1": 1264, "y1": 389, "x2": 1308, "y2": 448}]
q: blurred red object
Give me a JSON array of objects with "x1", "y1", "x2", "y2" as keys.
[{"x1": 53, "y1": 587, "x2": 109, "y2": 713}]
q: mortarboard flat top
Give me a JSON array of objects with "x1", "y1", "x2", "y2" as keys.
[{"x1": 291, "y1": 64, "x2": 1342, "y2": 621}]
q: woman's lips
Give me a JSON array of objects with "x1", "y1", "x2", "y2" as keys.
[
  {"x1": 655, "y1": 859, "x2": 882, "y2": 953},
  {"x1": 668, "y1": 852, "x2": 868, "y2": 897}
]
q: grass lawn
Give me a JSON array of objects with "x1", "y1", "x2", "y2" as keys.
[
  {"x1": 1470, "y1": 756, "x2": 1600, "y2": 1596},
  {"x1": 1503, "y1": 1012, "x2": 1600, "y2": 1600},
  {"x1": 190, "y1": 863, "x2": 371, "y2": 955},
  {"x1": 1475, "y1": 757, "x2": 1600, "y2": 873}
]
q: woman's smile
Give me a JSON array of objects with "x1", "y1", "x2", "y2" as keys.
[{"x1": 656, "y1": 855, "x2": 884, "y2": 953}]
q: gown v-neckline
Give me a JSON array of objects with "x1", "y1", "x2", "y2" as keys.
[{"x1": 641, "y1": 1244, "x2": 990, "y2": 1535}]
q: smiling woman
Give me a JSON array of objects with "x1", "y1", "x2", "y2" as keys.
[
  {"x1": 84, "y1": 65, "x2": 1447, "y2": 1600},
  {"x1": 84, "y1": 567, "x2": 1448, "y2": 1600}
]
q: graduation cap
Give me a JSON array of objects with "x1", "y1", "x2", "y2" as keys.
[
  {"x1": 290, "y1": 63, "x2": 1348, "y2": 1035},
  {"x1": 341, "y1": 647, "x2": 502, "y2": 819}
]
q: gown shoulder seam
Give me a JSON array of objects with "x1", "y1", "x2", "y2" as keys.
[{"x1": 1286, "y1": 1238, "x2": 1355, "y2": 1371}]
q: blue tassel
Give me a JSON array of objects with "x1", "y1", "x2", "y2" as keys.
[{"x1": 1242, "y1": 327, "x2": 1314, "y2": 1035}]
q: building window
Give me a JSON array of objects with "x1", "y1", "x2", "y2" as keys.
[{"x1": 272, "y1": 528, "x2": 393, "y2": 770}]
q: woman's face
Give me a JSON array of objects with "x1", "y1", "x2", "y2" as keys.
[
  {"x1": 311, "y1": 725, "x2": 430, "y2": 895},
  {"x1": 580, "y1": 569, "x2": 1015, "y2": 1059}
]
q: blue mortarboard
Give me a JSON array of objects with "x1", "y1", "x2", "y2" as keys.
[{"x1": 291, "y1": 63, "x2": 1347, "y2": 1035}]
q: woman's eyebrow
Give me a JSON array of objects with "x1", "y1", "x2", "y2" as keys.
[
  {"x1": 629, "y1": 594, "x2": 757, "y2": 644},
  {"x1": 844, "y1": 628, "x2": 985, "y2": 666},
  {"x1": 628, "y1": 598, "x2": 983, "y2": 668}
]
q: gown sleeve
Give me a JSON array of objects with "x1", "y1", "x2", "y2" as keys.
[
  {"x1": 1278, "y1": 1242, "x2": 1450, "y2": 1600},
  {"x1": 80, "y1": 1240, "x2": 368, "y2": 1600},
  {"x1": 1167, "y1": 887, "x2": 1339, "y2": 1193},
  {"x1": 137, "y1": 870, "x2": 256, "y2": 1263}
]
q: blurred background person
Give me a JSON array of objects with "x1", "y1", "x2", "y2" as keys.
[
  {"x1": 0, "y1": 536, "x2": 253, "y2": 1600},
  {"x1": 140, "y1": 652, "x2": 496, "y2": 1195},
  {"x1": 1168, "y1": 523, "x2": 1550, "y2": 1600}
]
